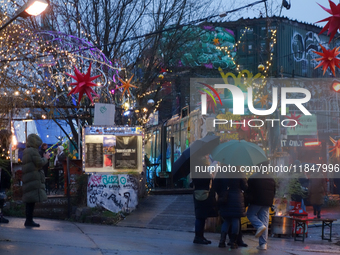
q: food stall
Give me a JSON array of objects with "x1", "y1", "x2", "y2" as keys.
[{"x1": 83, "y1": 126, "x2": 145, "y2": 213}]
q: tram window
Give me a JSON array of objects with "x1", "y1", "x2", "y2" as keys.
[{"x1": 181, "y1": 106, "x2": 189, "y2": 118}]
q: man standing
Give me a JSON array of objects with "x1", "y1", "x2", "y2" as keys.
[{"x1": 246, "y1": 169, "x2": 276, "y2": 250}]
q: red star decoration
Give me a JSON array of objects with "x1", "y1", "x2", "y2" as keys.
[
  {"x1": 316, "y1": 0, "x2": 340, "y2": 43},
  {"x1": 284, "y1": 112, "x2": 303, "y2": 130},
  {"x1": 329, "y1": 136, "x2": 340, "y2": 157},
  {"x1": 314, "y1": 44, "x2": 340, "y2": 76},
  {"x1": 117, "y1": 74, "x2": 138, "y2": 98},
  {"x1": 160, "y1": 67, "x2": 167, "y2": 73},
  {"x1": 198, "y1": 91, "x2": 220, "y2": 113},
  {"x1": 66, "y1": 63, "x2": 101, "y2": 104}
]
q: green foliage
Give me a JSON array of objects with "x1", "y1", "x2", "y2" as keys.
[
  {"x1": 3, "y1": 202, "x2": 25, "y2": 217},
  {"x1": 288, "y1": 178, "x2": 307, "y2": 198},
  {"x1": 275, "y1": 176, "x2": 307, "y2": 199}
]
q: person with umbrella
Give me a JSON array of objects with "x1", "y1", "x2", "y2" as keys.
[
  {"x1": 192, "y1": 154, "x2": 217, "y2": 245},
  {"x1": 213, "y1": 169, "x2": 247, "y2": 249},
  {"x1": 211, "y1": 139, "x2": 268, "y2": 249}
]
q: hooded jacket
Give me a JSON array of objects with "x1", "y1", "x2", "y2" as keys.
[{"x1": 22, "y1": 134, "x2": 48, "y2": 203}]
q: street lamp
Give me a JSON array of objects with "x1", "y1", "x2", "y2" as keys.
[
  {"x1": 0, "y1": 0, "x2": 49, "y2": 31},
  {"x1": 331, "y1": 80, "x2": 340, "y2": 92}
]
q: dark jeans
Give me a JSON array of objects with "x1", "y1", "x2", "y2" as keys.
[
  {"x1": 228, "y1": 220, "x2": 243, "y2": 242},
  {"x1": 25, "y1": 202, "x2": 35, "y2": 222},
  {"x1": 313, "y1": 204, "x2": 322, "y2": 216},
  {"x1": 221, "y1": 217, "x2": 239, "y2": 235},
  {"x1": 195, "y1": 218, "x2": 206, "y2": 233}
]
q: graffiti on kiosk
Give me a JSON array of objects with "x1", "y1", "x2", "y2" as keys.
[{"x1": 87, "y1": 174, "x2": 138, "y2": 213}]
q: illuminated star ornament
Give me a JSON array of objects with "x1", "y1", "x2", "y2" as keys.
[
  {"x1": 329, "y1": 136, "x2": 340, "y2": 157},
  {"x1": 284, "y1": 112, "x2": 302, "y2": 130},
  {"x1": 255, "y1": 94, "x2": 269, "y2": 108},
  {"x1": 314, "y1": 44, "x2": 340, "y2": 76},
  {"x1": 213, "y1": 38, "x2": 220, "y2": 45},
  {"x1": 66, "y1": 63, "x2": 101, "y2": 104},
  {"x1": 316, "y1": 0, "x2": 340, "y2": 43},
  {"x1": 117, "y1": 74, "x2": 138, "y2": 98}
]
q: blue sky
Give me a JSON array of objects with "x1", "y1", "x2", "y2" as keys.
[{"x1": 226, "y1": 0, "x2": 339, "y2": 25}]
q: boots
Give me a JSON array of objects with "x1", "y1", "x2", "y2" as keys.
[
  {"x1": 237, "y1": 232, "x2": 248, "y2": 247},
  {"x1": 317, "y1": 211, "x2": 321, "y2": 219},
  {"x1": 193, "y1": 231, "x2": 210, "y2": 245},
  {"x1": 228, "y1": 232, "x2": 248, "y2": 247},
  {"x1": 25, "y1": 202, "x2": 40, "y2": 228},
  {"x1": 229, "y1": 234, "x2": 238, "y2": 249},
  {"x1": 218, "y1": 232, "x2": 227, "y2": 248},
  {"x1": 24, "y1": 220, "x2": 40, "y2": 227}
]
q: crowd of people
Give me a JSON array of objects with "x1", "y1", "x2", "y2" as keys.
[{"x1": 191, "y1": 155, "x2": 276, "y2": 250}]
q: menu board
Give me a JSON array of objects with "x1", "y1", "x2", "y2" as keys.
[{"x1": 85, "y1": 143, "x2": 103, "y2": 168}]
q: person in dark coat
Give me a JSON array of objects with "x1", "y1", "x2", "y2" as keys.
[
  {"x1": 246, "y1": 170, "x2": 276, "y2": 250},
  {"x1": 308, "y1": 172, "x2": 327, "y2": 218},
  {"x1": 192, "y1": 155, "x2": 217, "y2": 245},
  {"x1": 22, "y1": 134, "x2": 50, "y2": 227},
  {"x1": 39, "y1": 143, "x2": 49, "y2": 177},
  {"x1": 53, "y1": 146, "x2": 66, "y2": 190},
  {"x1": 214, "y1": 170, "x2": 247, "y2": 249}
]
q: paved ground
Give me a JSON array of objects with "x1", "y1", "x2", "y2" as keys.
[
  {"x1": 1, "y1": 194, "x2": 340, "y2": 254},
  {"x1": 117, "y1": 195, "x2": 195, "y2": 231}
]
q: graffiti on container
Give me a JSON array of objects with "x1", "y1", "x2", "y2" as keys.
[
  {"x1": 87, "y1": 174, "x2": 138, "y2": 213},
  {"x1": 291, "y1": 31, "x2": 330, "y2": 74}
]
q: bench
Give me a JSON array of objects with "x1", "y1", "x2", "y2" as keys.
[{"x1": 291, "y1": 218, "x2": 337, "y2": 242}]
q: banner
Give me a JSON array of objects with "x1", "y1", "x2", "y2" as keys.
[
  {"x1": 287, "y1": 115, "x2": 317, "y2": 136},
  {"x1": 94, "y1": 103, "x2": 115, "y2": 126},
  {"x1": 115, "y1": 136, "x2": 137, "y2": 169}
]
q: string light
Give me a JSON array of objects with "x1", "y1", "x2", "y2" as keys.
[
  {"x1": 216, "y1": 27, "x2": 251, "y2": 75},
  {"x1": 253, "y1": 29, "x2": 277, "y2": 100},
  {"x1": 137, "y1": 89, "x2": 158, "y2": 98}
]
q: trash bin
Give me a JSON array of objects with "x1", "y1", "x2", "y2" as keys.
[{"x1": 289, "y1": 202, "x2": 308, "y2": 236}]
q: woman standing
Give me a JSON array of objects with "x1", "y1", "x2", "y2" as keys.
[
  {"x1": 214, "y1": 170, "x2": 247, "y2": 249},
  {"x1": 192, "y1": 155, "x2": 217, "y2": 244},
  {"x1": 22, "y1": 134, "x2": 50, "y2": 227}
]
